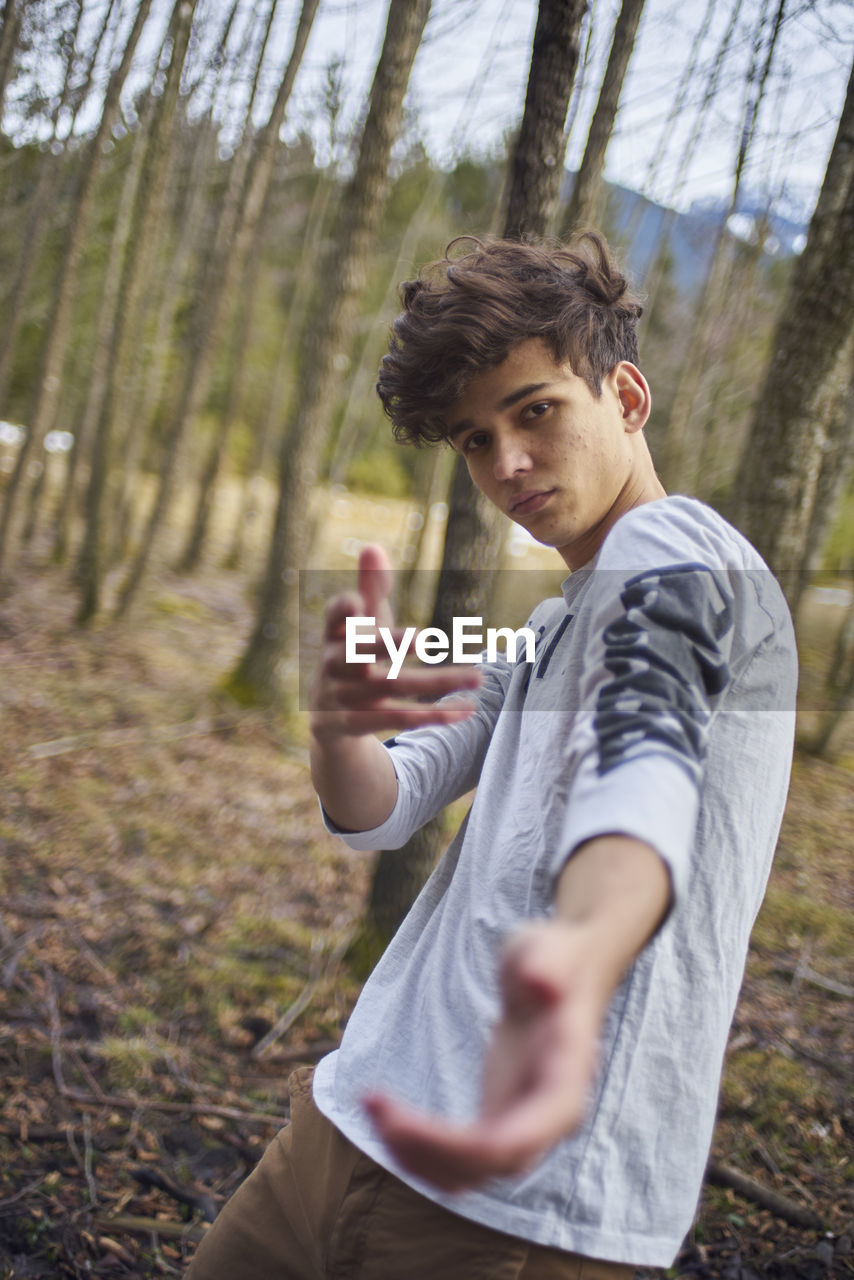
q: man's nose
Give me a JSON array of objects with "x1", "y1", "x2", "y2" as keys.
[{"x1": 493, "y1": 435, "x2": 532, "y2": 481}]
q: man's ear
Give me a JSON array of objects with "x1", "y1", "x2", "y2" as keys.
[{"x1": 613, "y1": 362, "x2": 651, "y2": 432}]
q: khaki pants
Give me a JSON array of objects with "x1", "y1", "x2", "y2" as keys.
[{"x1": 186, "y1": 1067, "x2": 635, "y2": 1280}]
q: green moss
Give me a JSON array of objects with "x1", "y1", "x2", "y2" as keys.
[
  {"x1": 209, "y1": 952, "x2": 306, "y2": 1010},
  {"x1": 116, "y1": 1005, "x2": 159, "y2": 1035},
  {"x1": 219, "y1": 669, "x2": 266, "y2": 708},
  {"x1": 97, "y1": 1035, "x2": 161, "y2": 1089},
  {"x1": 344, "y1": 923, "x2": 390, "y2": 981},
  {"x1": 225, "y1": 913, "x2": 316, "y2": 958},
  {"x1": 153, "y1": 593, "x2": 213, "y2": 621},
  {"x1": 720, "y1": 1049, "x2": 816, "y2": 1142},
  {"x1": 751, "y1": 887, "x2": 851, "y2": 959}
]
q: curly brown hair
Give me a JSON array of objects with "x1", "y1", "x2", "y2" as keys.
[{"x1": 377, "y1": 232, "x2": 644, "y2": 446}]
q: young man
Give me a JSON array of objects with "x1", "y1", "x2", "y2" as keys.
[{"x1": 187, "y1": 235, "x2": 796, "y2": 1277}]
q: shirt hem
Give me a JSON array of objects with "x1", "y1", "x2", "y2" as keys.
[{"x1": 312, "y1": 1052, "x2": 684, "y2": 1269}]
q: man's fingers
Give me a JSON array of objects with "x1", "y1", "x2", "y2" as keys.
[
  {"x1": 323, "y1": 653, "x2": 482, "y2": 696},
  {"x1": 331, "y1": 680, "x2": 480, "y2": 710},
  {"x1": 364, "y1": 1095, "x2": 545, "y2": 1191},
  {"x1": 316, "y1": 695, "x2": 479, "y2": 736},
  {"x1": 357, "y1": 544, "x2": 395, "y2": 630}
]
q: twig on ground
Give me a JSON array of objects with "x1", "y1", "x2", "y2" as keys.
[
  {"x1": 57, "y1": 1083, "x2": 284, "y2": 1127},
  {"x1": 130, "y1": 1164, "x2": 218, "y2": 1222},
  {"x1": 775, "y1": 1031, "x2": 854, "y2": 1081},
  {"x1": 706, "y1": 1160, "x2": 824, "y2": 1230},
  {"x1": 97, "y1": 1234, "x2": 138, "y2": 1266},
  {"x1": 0, "y1": 925, "x2": 45, "y2": 987},
  {"x1": 796, "y1": 965, "x2": 854, "y2": 999},
  {"x1": 83, "y1": 1112, "x2": 98, "y2": 1207},
  {"x1": 0, "y1": 1175, "x2": 48, "y2": 1210},
  {"x1": 94, "y1": 1213, "x2": 208, "y2": 1243},
  {"x1": 251, "y1": 932, "x2": 353, "y2": 1059},
  {"x1": 785, "y1": 944, "x2": 854, "y2": 999}
]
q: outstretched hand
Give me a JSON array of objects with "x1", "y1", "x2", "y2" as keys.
[
  {"x1": 364, "y1": 919, "x2": 608, "y2": 1192},
  {"x1": 311, "y1": 543, "x2": 481, "y2": 738}
]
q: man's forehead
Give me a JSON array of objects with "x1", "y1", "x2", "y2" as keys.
[{"x1": 446, "y1": 339, "x2": 581, "y2": 431}]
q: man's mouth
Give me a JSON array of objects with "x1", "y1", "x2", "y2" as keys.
[{"x1": 509, "y1": 490, "x2": 554, "y2": 516}]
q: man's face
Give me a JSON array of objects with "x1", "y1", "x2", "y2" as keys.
[{"x1": 447, "y1": 338, "x2": 656, "y2": 570}]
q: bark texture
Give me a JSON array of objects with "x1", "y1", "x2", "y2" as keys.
[
  {"x1": 731, "y1": 57, "x2": 854, "y2": 595},
  {"x1": 504, "y1": 0, "x2": 587, "y2": 241},
  {"x1": 661, "y1": 0, "x2": 786, "y2": 491},
  {"x1": 0, "y1": 0, "x2": 154, "y2": 576},
  {"x1": 75, "y1": 0, "x2": 196, "y2": 624},
  {"x1": 113, "y1": 0, "x2": 319, "y2": 619},
  {"x1": 560, "y1": 0, "x2": 646, "y2": 234},
  {"x1": 230, "y1": 0, "x2": 432, "y2": 700}
]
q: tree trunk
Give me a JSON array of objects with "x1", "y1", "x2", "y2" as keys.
[
  {"x1": 433, "y1": 0, "x2": 586, "y2": 635},
  {"x1": 53, "y1": 82, "x2": 156, "y2": 565},
  {"x1": 175, "y1": 233, "x2": 265, "y2": 574},
  {"x1": 0, "y1": 0, "x2": 100, "y2": 417},
  {"x1": 106, "y1": 0, "x2": 245, "y2": 566},
  {"x1": 0, "y1": 0, "x2": 154, "y2": 577},
  {"x1": 228, "y1": 0, "x2": 432, "y2": 701},
  {"x1": 113, "y1": 0, "x2": 319, "y2": 620},
  {"x1": 731, "y1": 56, "x2": 854, "y2": 600},
  {"x1": 659, "y1": 0, "x2": 785, "y2": 492},
  {"x1": 173, "y1": 0, "x2": 291, "y2": 576},
  {"x1": 504, "y1": 0, "x2": 587, "y2": 241},
  {"x1": 634, "y1": 0, "x2": 742, "y2": 336},
  {"x1": 560, "y1": 0, "x2": 646, "y2": 235},
  {"x1": 791, "y1": 347, "x2": 854, "y2": 608},
  {"x1": 348, "y1": 815, "x2": 447, "y2": 976},
  {"x1": 0, "y1": 0, "x2": 21, "y2": 126},
  {"x1": 617, "y1": 0, "x2": 716, "y2": 254},
  {"x1": 75, "y1": 0, "x2": 197, "y2": 625},
  {"x1": 224, "y1": 173, "x2": 339, "y2": 571}
]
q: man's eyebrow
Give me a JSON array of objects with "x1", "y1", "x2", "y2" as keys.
[{"x1": 447, "y1": 381, "x2": 552, "y2": 440}]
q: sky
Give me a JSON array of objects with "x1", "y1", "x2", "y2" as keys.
[
  {"x1": 9, "y1": 0, "x2": 854, "y2": 224},
  {"x1": 271, "y1": 0, "x2": 854, "y2": 222}
]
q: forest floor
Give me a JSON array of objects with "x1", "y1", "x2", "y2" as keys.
[{"x1": 0, "y1": 542, "x2": 852, "y2": 1279}]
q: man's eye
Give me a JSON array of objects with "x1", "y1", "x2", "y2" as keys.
[
  {"x1": 524, "y1": 401, "x2": 550, "y2": 420},
  {"x1": 463, "y1": 432, "x2": 488, "y2": 453}
]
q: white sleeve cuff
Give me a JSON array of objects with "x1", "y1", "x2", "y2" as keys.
[{"x1": 556, "y1": 753, "x2": 699, "y2": 905}]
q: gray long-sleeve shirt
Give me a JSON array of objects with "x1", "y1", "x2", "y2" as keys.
[{"x1": 313, "y1": 497, "x2": 797, "y2": 1266}]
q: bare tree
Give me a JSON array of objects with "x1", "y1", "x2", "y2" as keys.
[
  {"x1": 0, "y1": 0, "x2": 154, "y2": 576},
  {"x1": 0, "y1": 0, "x2": 22, "y2": 125},
  {"x1": 617, "y1": 0, "x2": 716, "y2": 253},
  {"x1": 108, "y1": 0, "x2": 247, "y2": 564},
  {"x1": 0, "y1": 0, "x2": 110, "y2": 417},
  {"x1": 504, "y1": 0, "x2": 588, "y2": 241},
  {"x1": 560, "y1": 0, "x2": 646, "y2": 234},
  {"x1": 228, "y1": 0, "x2": 432, "y2": 702},
  {"x1": 75, "y1": 0, "x2": 198, "y2": 624},
  {"x1": 224, "y1": 170, "x2": 341, "y2": 571},
  {"x1": 732, "y1": 56, "x2": 854, "y2": 608},
  {"x1": 224, "y1": 57, "x2": 348, "y2": 571},
  {"x1": 659, "y1": 0, "x2": 786, "y2": 491},
  {"x1": 113, "y1": 0, "x2": 320, "y2": 619},
  {"x1": 173, "y1": 0, "x2": 293, "y2": 574},
  {"x1": 634, "y1": 0, "x2": 742, "y2": 336}
]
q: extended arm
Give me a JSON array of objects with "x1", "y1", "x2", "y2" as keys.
[{"x1": 365, "y1": 833, "x2": 670, "y2": 1191}]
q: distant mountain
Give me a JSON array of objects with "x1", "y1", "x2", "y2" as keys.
[{"x1": 580, "y1": 179, "x2": 809, "y2": 296}]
